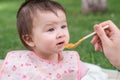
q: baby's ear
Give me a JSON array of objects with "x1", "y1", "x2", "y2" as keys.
[{"x1": 22, "y1": 34, "x2": 35, "y2": 47}]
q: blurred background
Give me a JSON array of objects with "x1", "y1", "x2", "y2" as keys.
[{"x1": 0, "y1": 0, "x2": 120, "y2": 70}]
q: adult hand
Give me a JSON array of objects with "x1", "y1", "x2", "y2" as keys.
[{"x1": 91, "y1": 20, "x2": 120, "y2": 69}]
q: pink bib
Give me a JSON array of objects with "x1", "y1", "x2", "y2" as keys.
[{"x1": 0, "y1": 50, "x2": 88, "y2": 80}]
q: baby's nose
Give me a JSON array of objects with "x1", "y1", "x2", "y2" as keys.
[{"x1": 56, "y1": 32, "x2": 65, "y2": 39}]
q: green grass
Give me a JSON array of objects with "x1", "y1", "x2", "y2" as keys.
[
  {"x1": 0, "y1": 0, "x2": 120, "y2": 70},
  {"x1": 0, "y1": 0, "x2": 24, "y2": 58}
]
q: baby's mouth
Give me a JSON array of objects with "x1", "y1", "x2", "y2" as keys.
[
  {"x1": 57, "y1": 42, "x2": 64, "y2": 45},
  {"x1": 56, "y1": 41, "x2": 65, "y2": 46}
]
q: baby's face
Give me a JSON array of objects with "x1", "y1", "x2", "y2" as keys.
[{"x1": 31, "y1": 10, "x2": 69, "y2": 55}]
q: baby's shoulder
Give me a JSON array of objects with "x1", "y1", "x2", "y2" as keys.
[
  {"x1": 2, "y1": 50, "x2": 33, "y2": 67},
  {"x1": 6, "y1": 50, "x2": 32, "y2": 60}
]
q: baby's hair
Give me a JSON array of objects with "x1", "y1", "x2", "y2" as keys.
[{"x1": 17, "y1": 0, "x2": 66, "y2": 50}]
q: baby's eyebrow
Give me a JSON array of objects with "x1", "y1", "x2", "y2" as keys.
[
  {"x1": 45, "y1": 22, "x2": 58, "y2": 26},
  {"x1": 45, "y1": 19, "x2": 67, "y2": 26},
  {"x1": 44, "y1": 23, "x2": 56, "y2": 30}
]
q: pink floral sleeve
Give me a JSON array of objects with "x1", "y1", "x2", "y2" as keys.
[{"x1": 74, "y1": 51, "x2": 89, "y2": 79}]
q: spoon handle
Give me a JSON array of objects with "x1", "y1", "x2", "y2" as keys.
[{"x1": 83, "y1": 25, "x2": 109, "y2": 40}]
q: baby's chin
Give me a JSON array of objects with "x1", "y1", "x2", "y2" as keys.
[{"x1": 56, "y1": 47, "x2": 64, "y2": 53}]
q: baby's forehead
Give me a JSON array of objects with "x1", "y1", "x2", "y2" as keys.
[
  {"x1": 32, "y1": 8, "x2": 62, "y2": 16},
  {"x1": 32, "y1": 9, "x2": 65, "y2": 21},
  {"x1": 32, "y1": 10, "x2": 66, "y2": 28}
]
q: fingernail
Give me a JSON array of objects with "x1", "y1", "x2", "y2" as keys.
[{"x1": 95, "y1": 26, "x2": 99, "y2": 31}]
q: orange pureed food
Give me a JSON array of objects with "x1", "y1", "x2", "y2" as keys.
[{"x1": 65, "y1": 25, "x2": 109, "y2": 49}]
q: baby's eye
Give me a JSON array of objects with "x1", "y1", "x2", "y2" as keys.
[
  {"x1": 47, "y1": 28, "x2": 55, "y2": 32},
  {"x1": 61, "y1": 25, "x2": 67, "y2": 29}
]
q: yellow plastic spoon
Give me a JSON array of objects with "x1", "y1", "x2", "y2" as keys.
[{"x1": 65, "y1": 25, "x2": 109, "y2": 49}]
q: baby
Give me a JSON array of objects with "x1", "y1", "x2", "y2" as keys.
[{"x1": 0, "y1": 0, "x2": 88, "y2": 80}]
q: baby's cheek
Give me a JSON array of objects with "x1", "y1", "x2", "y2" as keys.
[
  {"x1": 45, "y1": 40, "x2": 55, "y2": 48},
  {"x1": 66, "y1": 37, "x2": 70, "y2": 44},
  {"x1": 67, "y1": 33, "x2": 70, "y2": 41}
]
